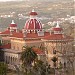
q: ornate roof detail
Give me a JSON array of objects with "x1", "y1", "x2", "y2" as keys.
[
  {"x1": 53, "y1": 21, "x2": 62, "y2": 31},
  {"x1": 29, "y1": 9, "x2": 38, "y2": 15},
  {"x1": 10, "y1": 20, "x2": 17, "y2": 27}
]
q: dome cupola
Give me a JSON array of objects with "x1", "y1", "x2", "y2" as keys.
[
  {"x1": 10, "y1": 20, "x2": 17, "y2": 27},
  {"x1": 10, "y1": 20, "x2": 18, "y2": 34},
  {"x1": 52, "y1": 21, "x2": 63, "y2": 34},
  {"x1": 24, "y1": 9, "x2": 42, "y2": 33},
  {"x1": 29, "y1": 9, "x2": 38, "y2": 16}
]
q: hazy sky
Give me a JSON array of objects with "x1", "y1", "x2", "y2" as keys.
[
  {"x1": 0, "y1": 0, "x2": 23, "y2": 2},
  {"x1": 0, "y1": 0, "x2": 15, "y2": 1}
]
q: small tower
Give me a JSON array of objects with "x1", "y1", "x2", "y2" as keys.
[
  {"x1": 30, "y1": 9, "x2": 38, "y2": 19},
  {"x1": 10, "y1": 20, "x2": 17, "y2": 34},
  {"x1": 53, "y1": 21, "x2": 62, "y2": 34}
]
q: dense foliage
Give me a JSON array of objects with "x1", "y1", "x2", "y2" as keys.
[{"x1": 0, "y1": 62, "x2": 8, "y2": 75}]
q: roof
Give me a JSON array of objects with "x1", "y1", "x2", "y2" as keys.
[
  {"x1": 10, "y1": 32, "x2": 23, "y2": 38},
  {"x1": 33, "y1": 47, "x2": 45, "y2": 55},
  {"x1": 0, "y1": 29, "x2": 10, "y2": 35},
  {"x1": 0, "y1": 44, "x2": 11, "y2": 49},
  {"x1": 10, "y1": 32, "x2": 73, "y2": 41},
  {"x1": 10, "y1": 20, "x2": 17, "y2": 27},
  {"x1": 53, "y1": 27, "x2": 62, "y2": 31},
  {"x1": 10, "y1": 24, "x2": 17, "y2": 27},
  {"x1": 10, "y1": 32, "x2": 50, "y2": 39},
  {"x1": 24, "y1": 19, "x2": 42, "y2": 30},
  {"x1": 53, "y1": 21, "x2": 62, "y2": 31},
  {"x1": 0, "y1": 28, "x2": 22, "y2": 35},
  {"x1": 29, "y1": 9, "x2": 38, "y2": 15},
  {"x1": 44, "y1": 34, "x2": 73, "y2": 41}
]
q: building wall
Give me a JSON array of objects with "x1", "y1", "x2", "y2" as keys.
[
  {"x1": 11, "y1": 39, "x2": 25, "y2": 50},
  {"x1": 11, "y1": 39, "x2": 44, "y2": 50},
  {"x1": 4, "y1": 37, "x2": 74, "y2": 68},
  {"x1": 26, "y1": 40, "x2": 44, "y2": 48},
  {"x1": 44, "y1": 41, "x2": 73, "y2": 67},
  {"x1": 4, "y1": 52, "x2": 19, "y2": 64}
]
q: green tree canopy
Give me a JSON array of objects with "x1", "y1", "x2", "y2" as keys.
[
  {"x1": 20, "y1": 46, "x2": 38, "y2": 75},
  {"x1": 21, "y1": 46, "x2": 37, "y2": 66},
  {"x1": 0, "y1": 62, "x2": 8, "y2": 75}
]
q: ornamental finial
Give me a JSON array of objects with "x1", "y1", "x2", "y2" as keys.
[
  {"x1": 11, "y1": 20, "x2": 15, "y2": 24},
  {"x1": 56, "y1": 21, "x2": 60, "y2": 28}
]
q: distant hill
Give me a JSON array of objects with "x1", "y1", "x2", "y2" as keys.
[{"x1": 0, "y1": 0, "x2": 72, "y2": 2}]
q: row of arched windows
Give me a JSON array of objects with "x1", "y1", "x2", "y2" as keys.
[{"x1": 5, "y1": 56, "x2": 18, "y2": 65}]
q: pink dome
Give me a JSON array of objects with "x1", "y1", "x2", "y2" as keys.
[
  {"x1": 10, "y1": 20, "x2": 17, "y2": 27},
  {"x1": 24, "y1": 19, "x2": 42, "y2": 30}
]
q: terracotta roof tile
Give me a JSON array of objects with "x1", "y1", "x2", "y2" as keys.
[
  {"x1": 53, "y1": 28, "x2": 62, "y2": 31},
  {"x1": 10, "y1": 32, "x2": 23, "y2": 38},
  {"x1": 32, "y1": 47, "x2": 45, "y2": 55},
  {"x1": 29, "y1": 11, "x2": 37, "y2": 15},
  {"x1": 44, "y1": 34, "x2": 73, "y2": 41},
  {"x1": 10, "y1": 32, "x2": 50, "y2": 39},
  {"x1": 0, "y1": 44, "x2": 11, "y2": 49},
  {"x1": 0, "y1": 29, "x2": 10, "y2": 35}
]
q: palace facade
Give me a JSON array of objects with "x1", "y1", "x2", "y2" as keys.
[{"x1": 0, "y1": 10, "x2": 73, "y2": 69}]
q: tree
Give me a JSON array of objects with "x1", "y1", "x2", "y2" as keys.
[
  {"x1": 0, "y1": 62, "x2": 8, "y2": 75},
  {"x1": 51, "y1": 57, "x2": 58, "y2": 75},
  {"x1": 33, "y1": 60, "x2": 46, "y2": 75},
  {"x1": 20, "y1": 46, "x2": 37, "y2": 75}
]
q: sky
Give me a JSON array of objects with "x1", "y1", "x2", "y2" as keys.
[
  {"x1": 0, "y1": 0, "x2": 72, "y2": 2},
  {"x1": 0, "y1": 0, "x2": 23, "y2": 2},
  {"x1": 0, "y1": 0, "x2": 15, "y2": 2}
]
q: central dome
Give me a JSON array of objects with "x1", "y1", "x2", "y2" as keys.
[
  {"x1": 25, "y1": 19, "x2": 42, "y2": 30},
  {"x1": 24, "y1": 10, "x2": 42, "y2": 30}
]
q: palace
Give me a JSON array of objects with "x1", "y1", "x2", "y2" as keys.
[{"x1": 0, "y1": 10, "x2": 73, "y2": 69}]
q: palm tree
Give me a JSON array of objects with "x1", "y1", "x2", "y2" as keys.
[{"x1": 20, "y1": 46, "x2": 37, "y2": 75}]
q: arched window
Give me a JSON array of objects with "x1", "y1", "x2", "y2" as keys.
[
  {"x1": 13, "y1": 46, "x2": 15, "y2": 49},
  {"x1": 10, "y1": 57, "x2": 13, "y2": 64},
  {"x1": 8, "y1": 56, "x2": 10, "y2": 64},
  {"x1": 17, "y1": 46, "x2": 19, "y2": 50},
  {"x1": 5, "y1": 56, "x2": 7, "y2": 64}
]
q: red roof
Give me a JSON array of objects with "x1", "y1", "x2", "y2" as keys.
[
  {"x1": 24, "y1": 19, "x2": 42, "y2": 30},
  {"x1": 33, "y1": 47, "x2": 45, "y2": 55},
  {"x1": 29, "y1": 11, "x2": 37, "y2": 15},
  {"x1": 10, "y1": 32, "x2": 23, "y2": 38},
  {"x1": 53, "y1": 28, "x2": 62, "y2": 31},
  {"x1": 0, "y1": 29, "x2": 10, "y2": 35},
  {"x1": 0, "y1": 44, "x2": 11, "y2": 49},
  {"x1": 44, "y1": 34, "x2": 73, "y2": 41},
  {"x1": 10, "y1": 20, "x2": 17, "y2": 27},
  {"x1": 0, "y1": 28, "x2": 21, "y2": 35},
  {"x1": 10, "y1": 24, "x2": 17, "y2": 27},
  {"x1": 10, "y1": 31, "x2": 73, "y2": 41},
  {"x1": 10, "y1": 32, "x2": 50, "y2": 38}
]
